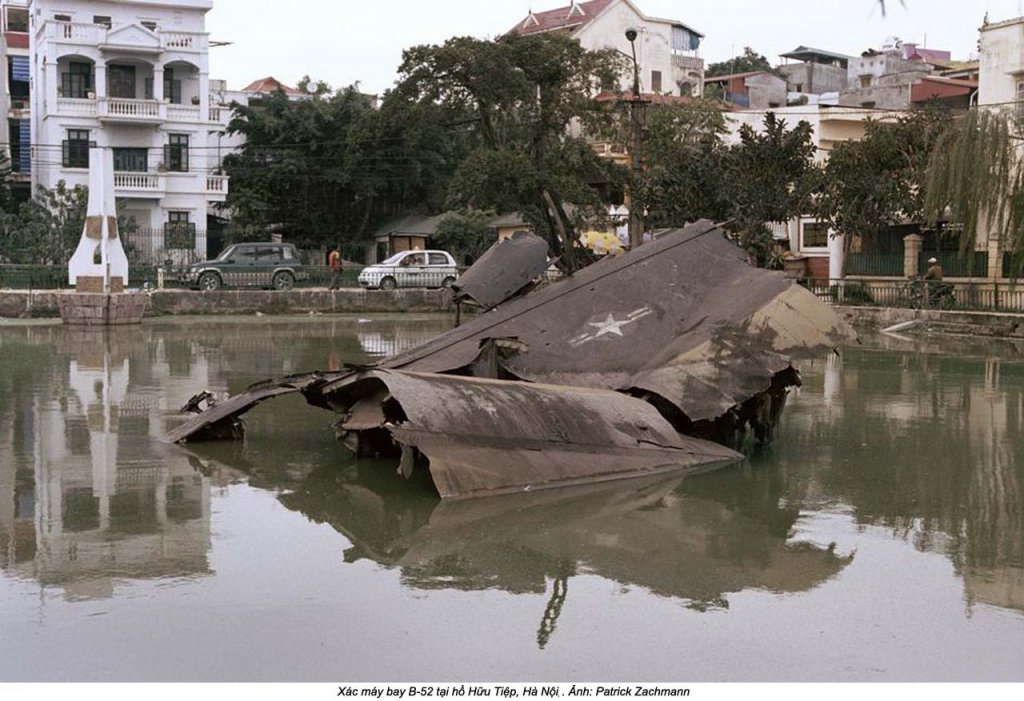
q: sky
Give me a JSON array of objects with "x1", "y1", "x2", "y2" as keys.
[{"x1": 204, "y1": 0, "x2": 1024, "y2": 94}]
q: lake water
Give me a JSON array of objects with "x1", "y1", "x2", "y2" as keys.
[{"x1": 1, "y1": 316, "x2": 1022, "y2": 682}]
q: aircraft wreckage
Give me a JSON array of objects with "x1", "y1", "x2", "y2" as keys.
[{"x1": 167, "y1": 221, "x2": 854, "y2": 499}]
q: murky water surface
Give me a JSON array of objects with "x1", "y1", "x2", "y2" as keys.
[{"x1": 1, "y1": 315, "x2": 1022, "y2": 682}]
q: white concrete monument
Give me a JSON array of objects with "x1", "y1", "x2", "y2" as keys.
[
  {"x1": 59, "y1": 146, "x2": 147, "y2": 326},
  {"x1": 67, "y1": 147, "x2": 129, "y2": 293}
]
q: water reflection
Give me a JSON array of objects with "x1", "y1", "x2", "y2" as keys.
[
  {"x1": 0, "y1": 327, "x2": 214, "y2": 600},
  {"x1": 785, "y1": 337, "x2": 1024, "y2": 614},
  {"x1": 259, "y1": 461, "x2": 852, "y2": 647}
]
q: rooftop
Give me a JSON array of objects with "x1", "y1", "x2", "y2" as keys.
[
  {"x1": 242, "y1": 76, "x2": 303, "y2": 97},
  {"x1": 779, "y1": 45, "x2": 853, "y2": 66},
  {"x1": 509, "y1": 0, "x2": 702, "y2": 38}
]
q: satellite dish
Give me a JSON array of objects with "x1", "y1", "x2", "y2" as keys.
[{"x1": 881, "y1": 35, "x2": 903, "y2": 53}]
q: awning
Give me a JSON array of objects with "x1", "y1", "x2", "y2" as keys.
[{"x1": 10, "y1": 56, "x2": 30, "y2": 82}]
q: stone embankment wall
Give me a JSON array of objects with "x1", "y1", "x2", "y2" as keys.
[
  {"x1": 840, "y1": 306, "x2": 1024, "y2": 339},
  {"x1": 0, "y1": 289, "x2": 455, "y2": 320}
]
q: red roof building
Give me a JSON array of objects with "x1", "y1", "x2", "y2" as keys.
[
  {"x1": 241, "y1": 76, "x2": 304, "y2": 98},
  {"x1": 510, "y1": 0, "x2": 615, "y2": 36}
]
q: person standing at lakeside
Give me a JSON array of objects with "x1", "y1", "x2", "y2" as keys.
[{"x1": 328, "y1": 247, "x2": 343, "y2": 290}]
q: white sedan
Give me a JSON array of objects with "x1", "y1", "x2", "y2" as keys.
[{"x1": 358, "y1": 250, "x2": 459, "y2": 291}]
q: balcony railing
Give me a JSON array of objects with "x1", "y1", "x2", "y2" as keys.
[
  {"x1": 56, "y1": 97, "x2": 98, "y2": 117},
  {"x1": 47, "y1": 22, "x2": 207, "y2": 53},
  {"x1": 162, "y1": 32, "x2": 207, "y2": 52},
  {"x1": 99, "y1": 97, "x2": 165, "y2": 122},
  {"x1": 206, "y1": 175, "x2": 229, "y2": 195},
  {"x1": 114, "y1": 172, "x2": 164, "y2": 195},
  {"x1": 167, "y1": 103, "x2": 202, "y2": 122},
  {"x1": 671, "y1": 54, "x2": 704, "y2": 72}
]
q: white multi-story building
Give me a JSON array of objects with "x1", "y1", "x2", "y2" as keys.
[
  {"x1": 4, "y1": 0, "x2": 230, "y2": 261},
  {"x1": 509, "y1": 0, "x2": 705, "y2": 98}
]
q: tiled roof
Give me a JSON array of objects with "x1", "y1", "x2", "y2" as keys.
[
  {"x1": 241, "y1": 76, "x2": 303, "y2": 96},
  {"x1": 703, "y1": 71, "x2": 766, "y2": 83},
  {"x1": 510, "y1": 0, "x2": 614, "y2": 36}
]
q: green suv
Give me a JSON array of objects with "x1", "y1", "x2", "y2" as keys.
[{"x1": 182, "y1": 243, "x2": 308, "y2": 291}]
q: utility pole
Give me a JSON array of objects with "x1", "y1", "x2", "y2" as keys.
[{"x1": 625, "y1": 28, "x2": 645, "y2": 250}]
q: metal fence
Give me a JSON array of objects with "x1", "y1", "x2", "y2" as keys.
[
  {"x1": 0, "y1": 265, "x2": 365, "y2": 291},
  {"x1": 802, "y1": 278, "x2": 1024, "y2": 313},
  {"x1": 845, "y1": 251, "x2": 904, "y2": 277},
  {"x1": 919, "y1": 251, "x2": 988, "y2": 278}
]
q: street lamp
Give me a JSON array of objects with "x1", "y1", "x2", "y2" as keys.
[{"x1": 624, "y1": 27, "x2": 645, "y2": 250}]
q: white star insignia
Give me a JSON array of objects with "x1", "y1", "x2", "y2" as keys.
[{"x1": 588, "y1": 314, "x2": 632, "y2": 338}]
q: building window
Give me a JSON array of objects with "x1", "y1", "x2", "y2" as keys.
[
  {"x1": 801, "y1": 221, "x2": 830, "y2": 250},
  {"x1": 61, "y1": 61, "x2": 93, "y2": 99},
  {"x1": 166, "y1": 212, "x2": 195, "y2": 249},
  {"x1": 8, "y1": 57, "x2": 30, "y2": 101},
  {"x1": 651, "y1": 70, "x2": 662, "y2": 93},
  {"x1": 54, "y1": 13, "x2": 72, "y2": 22},
  {"x1": 141, "y1": 21, "x2": 158, "y2": 31},
  {"x1": 1016, "y1": 81, "x2": 1024, "y2": 117},
  {"x1": 9, "y1": 119, "x2": 30, "y2": 174},
  {"x1": 166, "y1": 134, "x2": 189, "y2": 172},
  {"x1": 859, "y1": 74, "x2": 873, "y2": 88},
  {"x1": 108, "y1": 65, "x2": 137, "y2": 99},
  {"x1": 63, "y1": 129, "x2": 91, "y2": 169},
  {"x1": 93, "y1": 15, "x2": 112, "y2": 27},
  {"x1": 5, "y1": 7, "x2": 29, "y2": 33},
  {"x1": 113, "y1": 148, "x2": 148, "y2": 172},
  {"x1": 165, "y1": 67, "x2": 182, "y2": 104}
]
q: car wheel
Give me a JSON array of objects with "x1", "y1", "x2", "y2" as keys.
[
  {"x1": 442, "y1": 276, "x2": 456, "y2": 289},
  {"x1": 198, "y1": 272, "x2": 222, "y2": 291},
  {"x1": 273, "y1": 271, "x2": 295, "y2": 291},
  {"x1": 380, "y1": 276, "x2": 397, "y2": 291}
]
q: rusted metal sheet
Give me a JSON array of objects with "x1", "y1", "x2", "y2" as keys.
[
  {"x1": 318, "y1": 370, "x2": 742, "y2": 499},
  {"x1": 453, "y1": 231, "x2": 550, "y2": 309},
  {"x1": 381, "y1": 222, "x2": 853, "y2": 423},
  {"x1": 166, "y1": 372, "x2": 344, "y2": 444}
]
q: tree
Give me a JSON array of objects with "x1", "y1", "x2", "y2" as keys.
[
  {"x1": 394, "y1": 32, "x2": 625, "y2": 270},
  {"x1": 434, "y1": 210, "x2": 495, "y2": 264},
  {"x1": 637, "y1": 100, "x2": 731, "y2": 229},
  {"x1": 924, "y1": 109, "x2": 1023, "y2": 276},
  {"x1": 726, "y1": 113, "x2": 818, "y2": 262},
  {"x1": 706, "y1": 48, "x2": 778, "y2": 78},
  {"x1": 817, "y1": 109, "x2": 952, "y2": 244},
  {"x1": 0, "y1": 182, "x2": 88, "y2": 264},
  {"x1": 223, "y1": 83, "x2": 463, "y2": 253}
]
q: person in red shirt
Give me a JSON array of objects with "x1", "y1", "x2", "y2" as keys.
[{"x1": 328, "y1": 247, "x2": 342, "y2": 290}]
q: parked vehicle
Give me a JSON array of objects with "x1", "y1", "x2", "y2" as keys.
[
  {"x1": 358, "y1": 250, "x2": 459, "y2": 291},
  {"x1": 182, "y1": 243, "x2": 308, "y2": 291}
]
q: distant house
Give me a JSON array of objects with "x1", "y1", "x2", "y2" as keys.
[
  {"x1": 371, "y1": 214, "x2": 448, "y2": 263},
  {"x1": 241, "y1": 76, "x2": 308, "y2": 101},
  {"x1": 508, "y1": 0, "x2": 705, "y2": 98},
  {"x1": 369, "y1": 213, "x2": 537, "y2": 263},
  {"x1": 704, "y1": 72, "x2": 787, "y2": 110},
  {"x1": 490, "y1": 213, "x2": 535, "y2": 242},
  {"x1": 836, "y1": 41, "x2": 973, "y2": 110},
  {"x1": 778, "y1": 46, "x2": 851, "y2": 99}
]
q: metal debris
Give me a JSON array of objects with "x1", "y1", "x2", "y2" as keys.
[
  {"x1": 315, "y1": 369, "x2": 741, "y2": 499},
  {"x1": 452, "y1": 231, "x2": 550, "y2": 309},
  {"x1": 167, "y1": 222, "x2": 854, "y2": 498}
]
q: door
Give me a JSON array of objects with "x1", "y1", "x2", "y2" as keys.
[
  {"x1": 255, "y1": 245, "x2": 283, "y2": 286},
  {"x1": 427, "y1": 252, "x2": 452, "y2": 288},
  {"x1": 224, "y1": 245, "x2": 256, "y2": 287},
  {"x1": 398, "y1": 251, "x2": 427, "y2": 288},
  {"x1": 108, "y1": 65, "x2": 137, "y2": 99}
]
